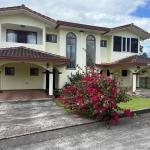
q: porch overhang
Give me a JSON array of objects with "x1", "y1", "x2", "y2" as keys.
[
  {"x1": 96, "y1": 55, "x2": 150, "y2": 68},
  {"x1": 0, "y1": 46, "x2": 69, "y2": 65}
]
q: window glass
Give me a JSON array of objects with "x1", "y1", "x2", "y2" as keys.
[
  {"x1": 122, "y1": 70, "x2": 128, "y2": 77},
  {"x1": 7, "y1": 29, "x2": 37, "y2": 44},
  {"x1": 86, "y1": 35, "x2": 96, "y2": 66},
  {"x1": 30, "y1": 68, "x2": 39, "y2": 76},
  {"x1": 113, "y1": 36, "x2": 122, "y2": 52},
  {"x1": 131, "y1": 38, "x2": 138, "y2": 53},
  {"x1": 123, "y1": 37, "x2": 126, "y2": 52},
  {"x1": 27, "y1": 32, "x2": 37, "y2": 44},
  {"x1": 7, "y1": 30, "x2": 17, "y2": 42},
  {"x1": 101, "y1": 40, "x2": 107, "y2": 47},
  {"x1": 127, "y1": 38, "x2": 130, "y2": 52},
  {"x1": 5, "y1": 67, "x2": 15, "y2": 76},
  {"x1": 66, "y1": 32, "x2": 76, "y2": 69},
  {"x1": 46, "y1": 34, "x2": 57, "y2": 43}
]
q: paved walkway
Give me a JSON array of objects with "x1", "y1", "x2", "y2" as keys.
[
  {"x1": 0, "y1": 100, "x2": 94, "y2": 140},
  {"x1": 0, "y1": 113, "x2": 150, "y2": 150},
  {"x1": 0, "y1": 90, "x2": 49, "y2": 101},
  {"x1": 128, "y1": 88, "x2": 150, "y2": 98}
]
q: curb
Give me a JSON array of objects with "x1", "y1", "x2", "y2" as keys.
[
  {"x1": 0, "y1": 98, "x2": 52, "y2": 103},
  {"x1": 119, "y1": 108, "x2": 150, "y2": 118},
  {"x1": 0, "y1": 120, "x2": 97, "y2": 141}
]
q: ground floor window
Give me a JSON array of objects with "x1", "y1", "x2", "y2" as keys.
[
  {"x1": 122, "y1": 70, "x2": 128, "y2": 77},
  {"x1": 5, "y1": 67, "x2": 15, "y2": 76},
  {"x1": 30, "y1": 68, "x2": 39, "y2": 76}
]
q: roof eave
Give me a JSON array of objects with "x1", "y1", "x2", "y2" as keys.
[{"x1": 0, "y1": 5, "x2": 57, "y2": 27}]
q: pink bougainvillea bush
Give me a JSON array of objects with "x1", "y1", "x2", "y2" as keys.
[{"x1": 58, "y1": 66, "x2": 131, "y2": 125}]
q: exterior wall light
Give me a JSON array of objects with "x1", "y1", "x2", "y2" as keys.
[{"x1": 46, "y1": 63, "x2": 49, "y2": 69}]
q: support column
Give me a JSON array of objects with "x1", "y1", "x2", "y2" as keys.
[
  {"x1": 43, "y1": 72, "x2": 46, "y2": 90},
  {"x1": 136, "y1": 74, "x2": 140, "y2": 88},
  {"x1": 132, "y1": 73, "x2": 137, "y2": 92},
  {"x1": 48, "y1": 66, "x2": 53, "y2": 96},
  {"x1": 42, "y1": 27, "x2": 46, "y2": 51},
  {"x1": 110, "y1": 73, "x2": 113, "y2": 79},
  {"x1": 0, "y1": 24, "x2": 1, "y2": 42}
]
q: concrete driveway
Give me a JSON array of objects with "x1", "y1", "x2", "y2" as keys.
[
  {"x1": 0, "y1": 113, "x2": 150, "y2": 150},
  {"x1": 0, "y1": 100, "x2": 94, "y2": 140}
]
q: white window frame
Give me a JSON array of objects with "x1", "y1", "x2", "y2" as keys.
[{"x1": 113, "y1": 35, "x2": 138, "y2": 53}]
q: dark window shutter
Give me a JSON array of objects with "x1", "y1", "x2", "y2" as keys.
[
  {"x1": 113, "y1": 36, "x2": 122, "y2": 52},
  {"x1": 127, "y1": 38, "x2": 130, "y2": 52},
  {"x1": 131, "y1": 38, "x2": 138, "y2": 53},
  {"x1": 123, "y1": 37, "x2": 126, "y2": 52}
]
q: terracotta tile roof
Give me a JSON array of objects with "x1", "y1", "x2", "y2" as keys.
[
  {"x1": 0, "y1": 4, "x2": 56, "y2": 24},
  {"x1": 0, "y1": 46, "x2": 68, "y2": 64},
  {"x1": 0, "y1": 5, "x2": 149, "y2": 38},
  {"x1": 57, "y1": 20, "x2": 110, "y2": 32},
  {"x1": 105, "y1": 23, "x2": 150, "y2": 39},
  {"x1": 96, "y1": 55, "x2": 150, "y2": 67}
]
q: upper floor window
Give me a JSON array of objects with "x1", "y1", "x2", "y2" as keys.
[
  {"x1": 46, "y1": 34, "x2": 57, "y2": 43},
  {"x1": 113, "y1": 36, "x2": 122, "y2": 52},
  {"x1": 131, "y1": 38, "x2": 138, "y2": 53},
  {"x1": 113, "y1": 36, "x2": 138, "y2": 53},
  {"x1": 86, "y1": 35, "x2": 96, "y2": 66},
  {"x1": 66, "y1": 32, "x2": 76, "y2": 69},
  {"x1": 101, "y1": 40, "x2": 107, "y2": 47},
  {"x1": 123, "y1": 37, "x2": 126, "y2": 52},
  {"x1": 7, "y1": 29, "x2": 37, "y2": 44},
  {"x1": 127, "y1": 38, "x2": 130, "y2": 52}
]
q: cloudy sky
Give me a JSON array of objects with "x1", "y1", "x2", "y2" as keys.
[{"x1": 0, "y1": 0, "x2": 150, "y2": 55}]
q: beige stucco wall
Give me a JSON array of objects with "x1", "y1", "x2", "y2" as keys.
[
  {"x1": 0, "y1": 63, "x2": 45, "y2": 90},
  {"x1": 112, "y1": 68, "x2": 132, "y2": 89},
  {"x1": 100, "y1": 36, "x2": 111, "y2": 63},
  {"x1": 46, "y1": 29, "x2": 60, "y2": 55},
  {"x1": 0, "y1": 13, "x2": 143, "y2": 89},
  {"x1": 0, "y1": 13, "x2": 49, "y2": 51}
]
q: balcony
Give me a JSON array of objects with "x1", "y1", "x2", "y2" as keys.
[{"x1": 0, "y1": 23, "x2": 45, "y2": 51}]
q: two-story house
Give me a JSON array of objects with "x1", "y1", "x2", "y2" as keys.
[{"x1": 0, "y1": 5, "x2": 150, "y2": 98}]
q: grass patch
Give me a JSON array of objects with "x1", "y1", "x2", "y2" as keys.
[{"x1": 118, "y1": 97, "x2": 150, "y2": 110}]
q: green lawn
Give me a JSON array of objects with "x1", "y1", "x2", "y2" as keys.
[{"x1": 118, "y1": 97, "x2": 150, "y2": 110}]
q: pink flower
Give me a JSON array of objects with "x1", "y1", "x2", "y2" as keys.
[
  {"x1": 124, "y1": 109, "x2": 131, "y2": 117},
  {"x1": 111, "y1": 112, "x2": 119, "y2": 124}
]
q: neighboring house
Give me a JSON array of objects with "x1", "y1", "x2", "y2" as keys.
[{"x1": 0, "y1": 5, "x2": 150, "y2": 97}]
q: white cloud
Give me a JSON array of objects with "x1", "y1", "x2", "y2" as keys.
[{"x1": 0, "y1": 0, "x2": 150, "y2": 54}]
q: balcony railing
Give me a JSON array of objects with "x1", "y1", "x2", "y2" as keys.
[{"x1": 0, "y1": 42, "x2": 44, "y2": 51}]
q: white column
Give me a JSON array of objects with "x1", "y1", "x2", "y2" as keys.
[
  {"x1": 95, "y1": 35, "x2": 101, "y2": 64},
  {"x1": 136, "y1": 74, "x2": 140, "y2": 88},
  {"x1": 43, "y1": 72, "x2": 46, "y2": 90},
  {"x1": 80, "y1": 31, "x2": 84, "y2": 68},
  {"x1": 110, "y1": 73, "x2": 113, "y2": 79},
  {"x1": 48, "y1": 66, "x2": 53, "y2": 96},
  {"x1": 0, "y1": 24, "x2": 1, "y2": 42},
  {"x1": 132, "y1": 73, "x2": 137, "y2": 92},
  {"x1": 42, "y1": 27, "x2": 46, "y2": 51}
]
